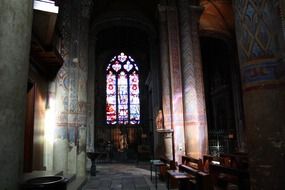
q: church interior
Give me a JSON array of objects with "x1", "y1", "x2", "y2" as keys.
[{"x1": 0, "y1": 0, "x2": 285, "y2": 189}]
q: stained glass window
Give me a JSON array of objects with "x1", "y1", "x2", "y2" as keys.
[{"x1": 106, "y1": 53, "x2": 140, "y2": 125}]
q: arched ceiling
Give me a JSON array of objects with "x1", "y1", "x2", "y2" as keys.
[
  {"x1": 91, "y1": 0, "x2": 159, "y2": 73},
  {"x1": 199, "y1": 0, "x2": 234, "y2": 38}
]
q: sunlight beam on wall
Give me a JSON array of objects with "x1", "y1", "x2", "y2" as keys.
[{"x1": 44, "y1": 95, "x2": 55, "y2": 170}]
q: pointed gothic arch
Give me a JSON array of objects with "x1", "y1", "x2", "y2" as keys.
[{"x1": 106, "y1": 52, "x2": 140, "y2": 125}]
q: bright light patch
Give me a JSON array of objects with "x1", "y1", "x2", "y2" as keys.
[
  {"x1": 33, "y1": 0, "x2": 59, "y2": 13},
  {"x1": 44, "y1": 97, "x2": 56, "y2": 145},
  {"x1": 212, "y1": 161, "x2": 220, "y2": 165}
]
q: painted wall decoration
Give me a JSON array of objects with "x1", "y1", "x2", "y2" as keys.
[
  {"x1": 242, "y1": 59, "x2": 278, "y2": 84},
  {"x1": 234, "y1": 0, "x2": 281, "y2": 89},
  {"x1": 235, "y1": 0, "x2": 278, "y2": 62}
]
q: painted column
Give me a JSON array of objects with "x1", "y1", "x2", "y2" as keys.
[
  {"x1": 86, "y1": 38, "x2": 96, "y2": 154},
  {"x1": 280, "y1": 0, "x2": 285, "y2": 40},
  {"x1": 52, "y1": 67, "x2": 69, "y2": 173},
  {"x1": 76, "y1": 0, "x2": 93, "y2": 177},
  {"x1": 190, "y1": 5, "x2": 209, "y2": 159},
  {"x1": 0, "y1": 0, "x2": 33, "y2": 189},
  {"x1": 178, "y1": 0, "x2": 208, "y2": 159},
  {"x1": 66, "y1": 0, "x2": 81, "y2": 175},
  {"x1": 52, "y1": 0, "x2": 72, "y2": 173},
  {"x1": 166, "y1": 1, "x2": 185, "y2": 163},
  {"x1": 278, "y1": 0, "x2": 285, "y2": 79},
  {"x1": 234, "y1": 0, "x2": 285, "y2": 189},
  {"x1": 158, "y1": 5, "x2": 172, "y2": 131},
  {"x1": 158, "y1": 5, "x2": 173, "y2": 160}
]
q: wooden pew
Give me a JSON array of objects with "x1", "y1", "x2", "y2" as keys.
[
  {"x1": 158, "y1": 157, "x2": 176, "y2": 180},
  {"x1": 220, "y1": 153, "x2": 248, "y2": 169},
  {"x1": 181, "y1": 155, "x2": 203, "y2": 171},
  {"x1": 178, "y1": 163, "x2": 212, "y2": 190},
  {"x1": 167, "y1": 156, "x2": 211, "y2": 190},
  {"x1": 209, "y1": 163, "x2": 250, "y2": 190},
  {"x1": 202, "y1": 154, "x2": 222, "y2": 173}
]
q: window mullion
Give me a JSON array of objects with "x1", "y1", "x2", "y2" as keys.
[
  {"x1": 127, "y1": 72, "x2": 130, "y2": 124},
  {"x1": 116, "y1": 73, "x2": 119, "y2": 125}
]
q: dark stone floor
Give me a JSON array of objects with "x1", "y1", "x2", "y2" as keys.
[{"x1": 82, "y1": 163, "x2": 171, "y2": 190}]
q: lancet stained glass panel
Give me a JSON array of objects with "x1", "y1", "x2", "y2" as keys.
[
  {"x1": 106, "y1": 52, "x2": 140, "y2": 125},
  {"x1": 106, "y1": 71, "x2": 117, "y2": 124},
  {"x1": 129, "y1": 72, "x2": 140, "y2": 124}
]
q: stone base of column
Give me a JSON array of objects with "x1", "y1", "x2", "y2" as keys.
[{"x1": 158, "y1": 129, "x2": 174, "y2": 161}]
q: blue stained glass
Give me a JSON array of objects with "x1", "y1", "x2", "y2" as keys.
[
  {"x1": 106, "y1": 52, "x2": 140, "y2": 125},
  {"x1": 118, "y1": 94, "x2": 128, "y2": 104},
  {"x1": 123, "y1": 61, "x2": 133, "y2": 71}
]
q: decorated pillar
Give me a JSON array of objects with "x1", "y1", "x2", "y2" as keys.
[
  {"x1": 51, "y1": 0, "x2": 72, "y2": 173},
  {"x1": 158, "y1": 5, "x2": 172, "y2": 131},
  {"x1": 76, "y1": 0, "x2": 93, "y2": 177},
  {"x1": 178, "y1": 0, "x2": 208, "y2": 159},
  {"x1": 280, "y1": 0, "x2": 285, "y2": 40},
  {"x1": 86, "y1": 37, "x2": 96, "y2": 154},
  {"x1": 0, "y1": 0, "x2": 33, "y2": 189},
  {"x1": 234, "y1": 0, "x2": 285, "y2": 189},
  {"x1": 158, "y1": 5, "x2": 173, "y2": 160},
  {"x1": 166, "y1": 0, "x2": 185, "y2": 163}
]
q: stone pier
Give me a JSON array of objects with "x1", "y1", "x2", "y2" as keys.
[
  {"x1": 234, "y1": 0, "x2": 285, "y2": 189},
  {"x1": 0, "y1": 0, "x2": 33, "y2": 189}
]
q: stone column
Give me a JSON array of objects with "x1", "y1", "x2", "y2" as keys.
[
  {"x1": 86, "y1": 37, "x2": 96, "y2": 153},
  {"x1": 158, "y1": 5, "x2": 173, "y2": 160},
  {"x1": 234, "y1": 0, "x2": 285, "y2": 189},
  {"x1": 0, "y1": 0, "x2": 33, "y2": 189},
  {"x1": 178, "y1": 0, "x2": 208, "y2": 159},
  {"x1": 166, "y1": 1, "x2": 185, "y2": 163},
  {"x1": 53, "y1": 69, "x2": 69, "y2": 173},
  {"x1": 158, "y1": 5, "x2": 172, "y2": 131},
  {"x1": 52, "y1": 0, "x2": 72, "y2": 173},
  {"x1": 280, "y1": 0, "x2": 285, "y2": 40},
  {"x1": 76, "y1": 0, "x2": 93, "y2": 177},
  {"x1": 66, "y1": 0, "x2": 81, "y2": 174}
]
